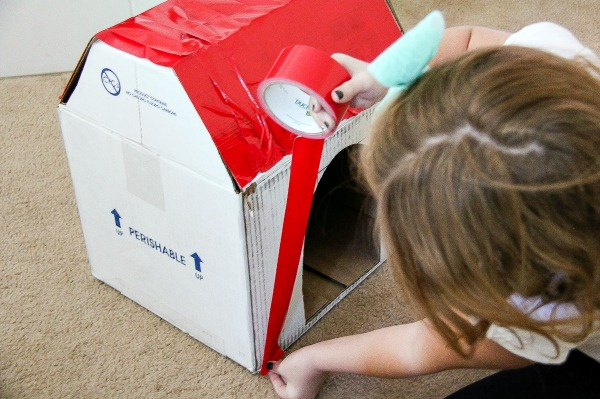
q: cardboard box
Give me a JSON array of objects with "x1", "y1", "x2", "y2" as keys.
[{"x1": 58, "y1": 0, "x2": 401, "y2": 372}]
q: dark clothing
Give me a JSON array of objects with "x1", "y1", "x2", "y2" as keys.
[{"x1": 446, "y1": 350, "x2": 600, "y2": 399}]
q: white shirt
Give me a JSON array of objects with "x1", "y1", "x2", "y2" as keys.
[
  {"x1": 486, "y1": 294, "x2": 600, "y2": 364},
  {"x1": 504, "y1": 21, "x2": 599, "y2": 64}
]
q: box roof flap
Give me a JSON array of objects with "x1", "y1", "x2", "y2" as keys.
[{"x1": 94, "y1": 0, "x2": 402, "y2": 189}]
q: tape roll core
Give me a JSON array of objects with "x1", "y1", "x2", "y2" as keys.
[
  {"x1": 258, "y1": 45, "x2": 351, "y2": 138},
  {"x1": 261, "y1": 83, "x2": 322, "y2": 135}
]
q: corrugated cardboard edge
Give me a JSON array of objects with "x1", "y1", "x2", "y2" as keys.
[{"x1": 59, "y1": 37, "x2": 97, "y2": 104}]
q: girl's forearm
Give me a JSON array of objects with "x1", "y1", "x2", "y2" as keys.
[
  {"x1": 267, "y1": 321, "x2": 532, "y2": 399},
  {"x1": 297, "y1": 320, "x2": 532, "y2": 378},
  {"x1": 299, "y1": 322, "x2": 453, "y2": 378}
]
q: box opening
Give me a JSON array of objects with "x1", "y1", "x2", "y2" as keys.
[{"x1": 303, "y1": 144, "x2": 379, "y2": 320}]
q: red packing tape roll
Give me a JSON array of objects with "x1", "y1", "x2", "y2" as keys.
[
  {"x1": 259, "y1": 45, "x2": 350, "y2": 375},
  {"x1": 258, "y1": 45, "x2": 351, "y2": 138}
]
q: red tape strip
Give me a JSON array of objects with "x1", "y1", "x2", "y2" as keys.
[
  {"x1": 261, "y1": 136, "x2": 324, "y2": 374},
  {"x1": 258, "y1": 45, "x2": 350, "y2": 375}
]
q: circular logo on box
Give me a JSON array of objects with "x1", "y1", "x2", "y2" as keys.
[{"x1": 101, "y1": 68, "x2": 121, "y2": 96}]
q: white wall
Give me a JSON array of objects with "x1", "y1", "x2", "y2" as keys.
[{"x1": 0, "y1": 0, "x2": 166, "y2": 77}]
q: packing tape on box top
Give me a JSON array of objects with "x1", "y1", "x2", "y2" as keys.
[{"x1": 258, "y1": 45, "x2": 351, "y2": 138}]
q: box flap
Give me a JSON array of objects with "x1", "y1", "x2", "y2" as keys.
[{"x1": 74, "y1": 0, "x2": 402, "y2": 190}]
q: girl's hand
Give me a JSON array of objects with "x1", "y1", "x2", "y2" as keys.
[
  {"x1": 267, "y1": 348, "x2": 329, "y2": 399},
  {"x1": 330, "y1": 53, "x2": 388, "y2": 108},
  {"x1": 309, "y1": 53, "x2": 388, "y2": 130}
]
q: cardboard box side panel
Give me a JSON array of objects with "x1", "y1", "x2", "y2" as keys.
[
  {"x1": 244, "y1": 110, "x2": 380, "y2": 368},
  {"x1": 59, "y1": 108, "x2": 256, "y2": 369},
  {"x1": 282, "y1": 260, "x2": 385, "y2": 349},
  {"x1": 278, "y1": 110, "x2": 384, "y2": 346},
  {"x1": 320, "y1": 108, "x2": 375, "y2": 170},
  {"x1": 244, "y1": 163, "x2": 306, "y2": 371},
  {"x1": 65, "y1": 40, "x2": 234, "y2": 190}
]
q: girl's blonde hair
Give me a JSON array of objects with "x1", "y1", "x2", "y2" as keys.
[{"x1": 362, "y1": 46, "x2": 600, "y2": 357}]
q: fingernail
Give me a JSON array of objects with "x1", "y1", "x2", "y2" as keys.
[
  {"x1": 323, "y1": 121, "x2": 330, "y2": 129},
  {"x1": 335, "y1": 90, "x2": 344, "y2": 100},
  {"x1": 266, "y1": 361, "x2": 273, "y2": 370}
]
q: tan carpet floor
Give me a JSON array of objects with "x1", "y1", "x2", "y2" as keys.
[{"x1": 1, "y1": 1, "x2": 598, "y2": 398}]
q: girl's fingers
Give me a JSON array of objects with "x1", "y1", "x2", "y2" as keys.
[
  {"x1": 268, "y1": 370, "x2": 286, "y2": 389},
  {"x1": 268, "y1": 361, "x2": 289, "y2": 398},
  {"x1": 308, "y1": 96, "x2": 322, "y2": 113},
  {"x1": 309, "y1": 96, "x2": 336, "y2": 131},
  {"x1": 331, "y1": 53, "x2": 368, "y2": 75},
  {"x1": 330, "y1": 54, "x2": 370, "y2": 105}
]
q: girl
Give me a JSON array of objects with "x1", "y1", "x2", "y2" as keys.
[{"x1": 268, "y1": 11, "x2": 600, "y2": 399}]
